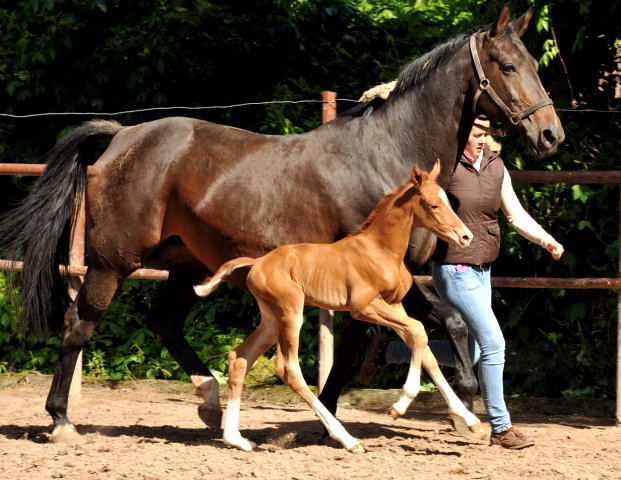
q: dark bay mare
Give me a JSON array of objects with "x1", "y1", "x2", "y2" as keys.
[{"x1": 0, "y1": 6, "x2": 563, "y2": 443}]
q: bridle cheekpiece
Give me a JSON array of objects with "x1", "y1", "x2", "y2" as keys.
[{"x1": 469, "y1": 33, "x2": 553, "y2": 126}]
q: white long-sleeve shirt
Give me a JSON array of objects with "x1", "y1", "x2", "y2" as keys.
[{"x1": 500, "y1": 166, "x2": 556, "y2": 248}]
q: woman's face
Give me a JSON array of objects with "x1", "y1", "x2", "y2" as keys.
[{"x1": 464, "y1": 125, "x2": 488, "y2": 160}]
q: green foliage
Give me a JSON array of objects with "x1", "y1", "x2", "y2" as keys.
[{"x1": 0, "y1": 1, "x2": 619, "y2": 400}]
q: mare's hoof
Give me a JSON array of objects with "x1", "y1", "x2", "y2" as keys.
[
  {"x1": 198, "y1": 404, "x2": 223, "y2": 429},
  {"x1": 448, "y1": 413, "x2": 487, "y2": 441},
  {"x1": 49, "y1": 424, "x2": 83, "y2": 444},
  {"x1": 348, "y1": 443, "x2": 366, "y2": 454}
]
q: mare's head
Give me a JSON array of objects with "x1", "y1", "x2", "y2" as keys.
[
  {"x1": 410, "y1": 160, "x2": 472, "y2": 248},
  {"x1": 472, "y1": 5, "x2": 564, "y2": 156}
]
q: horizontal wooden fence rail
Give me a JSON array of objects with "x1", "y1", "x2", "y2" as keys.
[
  {"x1": 2, "y1": 164, "x2": 619, "y2": 286},
  {"x1": 1, "y1": 260, "x2": 618, "y2": 290}
]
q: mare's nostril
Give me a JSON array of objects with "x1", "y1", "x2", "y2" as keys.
[{"x1": 543, "y1": 129, "x2": 556, "y2": 145}]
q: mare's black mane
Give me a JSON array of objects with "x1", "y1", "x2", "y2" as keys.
[{"x1": 340, "y1": 25, "x2": 489, "y2": 119}]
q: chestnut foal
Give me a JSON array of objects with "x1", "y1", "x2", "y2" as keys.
[{"x1": 194, "y1": 161, "x2": 483, "y2": 453}]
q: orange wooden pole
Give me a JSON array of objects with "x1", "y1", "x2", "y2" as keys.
[{"x1": 318, "y1": 91, "x2": 337, "y2": 394}]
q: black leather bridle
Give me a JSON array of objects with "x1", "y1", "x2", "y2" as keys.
[{"x1": 469, "y1": 34, "x2": 553, "y2": 126}]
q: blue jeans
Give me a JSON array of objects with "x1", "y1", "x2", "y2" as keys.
[{"x1": 385, "y1": 261, "x2": 511, "y2": 433}]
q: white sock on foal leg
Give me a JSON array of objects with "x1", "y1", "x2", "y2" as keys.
[
  {"x1": 391, "y1": 365, "x2": 421, "y2": 418},
  {"x1": 222, "y1": 397, "x2": 256, "y2": 451},
  {"x1": 312, "y1": 399, "x2": 364, "y2": 453}
]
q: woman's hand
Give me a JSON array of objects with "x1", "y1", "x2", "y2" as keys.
[
  {"x1": 546, "y1": 240, "x2": 564, "y2": 260},
  {"x1": 358, "y1": 81, "x2": 396, "y2": 102}
]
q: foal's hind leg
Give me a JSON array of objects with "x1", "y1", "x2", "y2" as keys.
[
  {"x1": 222, "y1": 301, "x2": 279, "y2": 451},
  {"x1": 146, "y1": 269, "x2": 222, "y2": 429},
  {"x1": 45, "y1": 267, "x2": 123, "y2": 443}
]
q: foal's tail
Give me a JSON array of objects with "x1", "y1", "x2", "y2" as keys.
[
  {"x1": 193, "y1": 257, "x2": 257, "y2": 297},
  {"x1": 0, "y1": 119, "x2": 124, "y2": 337}
]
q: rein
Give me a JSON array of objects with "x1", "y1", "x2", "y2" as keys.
[{"x1": 469, "y1": 34, "x2": 552, "y2": 126}]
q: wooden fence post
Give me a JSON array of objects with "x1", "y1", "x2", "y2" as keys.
[
  {"x1": 68, "y1": 193, "x2": 86, "y2": 399},
  {"x1": 318, "y1": 91, "x2": 337, "y2": 394},
  {"x1": 617, "y1": 186, "x2": 621, "y2": 426}
]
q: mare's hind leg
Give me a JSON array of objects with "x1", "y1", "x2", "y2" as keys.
[
  {"x1": 45, "y1": 267, "x2": 123, "y2": 443},
  {"x1": 273, "y1": 303, "x2": 365, "y2": 453},
  {"x1": 145, "y1": 269, "x2": 222, "y2": 429},
  {"x1": 222, "y1": 301, "x2": 279, "y2": 451}
]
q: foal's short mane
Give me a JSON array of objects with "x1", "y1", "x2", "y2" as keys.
[
  {"x1": 340, "y1": 25, "x2": 489, "y2": 119},
  {"x1": 350, "y1": 180, "x2": 418, "y2": 236}
]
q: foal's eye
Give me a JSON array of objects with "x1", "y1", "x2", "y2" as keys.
[
  {"x1": 431, "y1": 205, "x2": 439, "y2": 210},
  {"x1": 502, "y1": 63, "x2": 516, "y2": 73}
]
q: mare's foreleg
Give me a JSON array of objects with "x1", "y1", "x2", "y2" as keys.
[
  {"x1": 403, "y1": 281, "x2": 478, "y2": 410},
  {"x1": 145, "y1": 270, "x2": 221, "y2": 429},
  {"x1": 317, "y1": 316, "x2": 368, "y2": 415},
  {"x1": 45, "y1": 267, "x2": 122, "y2": 443}
]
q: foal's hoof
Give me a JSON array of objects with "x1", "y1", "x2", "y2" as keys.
[
  {"x1": 347, "y1": 443, "x2": 366, "y2": 454},
  {"x1": 49, "y1": 424, "x2": 83, "y2": 444},
  {"x1": 390, "y1": 406, "x2": 404, "y2": 419},
  {"x1": 198, "y1": 404, "x2": 223, "y2": 429},
  {"x1": 448, "y1": 413, "x2": 487, "y2": 441},
  {"x1": 223, "y1": 436, "x2": 257, "y2": 452}
]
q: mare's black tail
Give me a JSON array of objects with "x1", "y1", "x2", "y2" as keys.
[{"x1": 0, "y1": 120, "x2": 124, "y2": 338}]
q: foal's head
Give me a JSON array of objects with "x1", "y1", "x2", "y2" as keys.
[{"x1": 409, "y1": 160, "x2": 472, "y2": 249}]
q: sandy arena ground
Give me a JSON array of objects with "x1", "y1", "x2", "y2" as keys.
[{"x1": 1, "y1": 374, "x2": 619, "y2": 480}]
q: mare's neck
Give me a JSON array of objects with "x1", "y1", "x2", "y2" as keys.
[{"x1": 374, "y1": 44, "x2": 475, "y2": 187}]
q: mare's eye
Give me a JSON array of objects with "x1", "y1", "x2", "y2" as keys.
[
  {"x1": 431, "y1": 205, "x2": 439, "y2": 210},
  {"x1": 502, "y1": 63, "x2": 516, "y2": 73}
]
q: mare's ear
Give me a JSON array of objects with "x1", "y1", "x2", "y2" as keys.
[
  {"x1": 429, "y1": 158, "x2": 441, "y2": 182},
  {"x1": 411, "y1": 164, "x2": 424, "y2": 187},
  {"x1": 513, "y1": 7, "x2": 534, "y2": 37},
  {"x1": 490, "y1": 3, "x2": 511, "y2": 37}
]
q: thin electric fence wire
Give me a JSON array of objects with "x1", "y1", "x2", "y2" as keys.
[
  {"x1": 0, "y1": 99, "x2": 617, "y2": 119},
  {"x1": 0, "y1": 99, "x2": 360, "y2": 119}
]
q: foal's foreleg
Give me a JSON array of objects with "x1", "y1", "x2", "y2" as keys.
[
  {"x1": 420, "y1": 346, "x2": 486, "y2": 439},
  {"x1": 351, "y1": 298, "x2": 428, "y2": 419}
]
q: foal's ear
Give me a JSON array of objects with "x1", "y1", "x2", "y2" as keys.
[
  {"x1": 513, "y1": 7, "x2": 534, "y2": 37},
  {"x1": 490, "y1": 3, "x2": 511, "y2": 37},
  {"x1": 429, "y1": 158, "x2": 441, "y2": 182},
  {"x1": 411, "y1": 164, "x2": 424, "y2": 186}
]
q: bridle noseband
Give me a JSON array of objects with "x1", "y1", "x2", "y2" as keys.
[{"x1": 469, "y1": 34, "x2": 553, "y2": 126}]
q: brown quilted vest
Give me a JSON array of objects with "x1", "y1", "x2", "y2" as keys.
[{"x1": 433, "y1": 147, "x2": 505, "y2": 265}]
